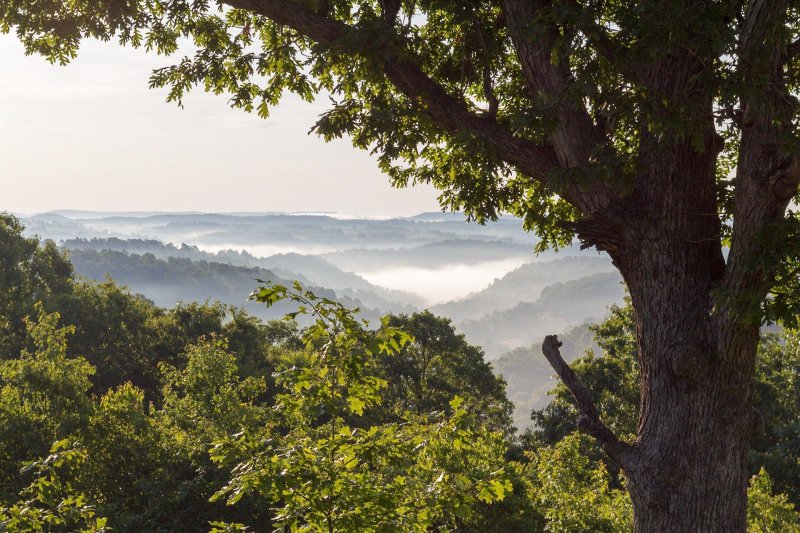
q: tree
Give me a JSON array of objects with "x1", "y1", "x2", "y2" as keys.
[
  {"x1": 0, "y1": 213, "x2": 73, "y2": 357},
  {"x1": 79, "y1": 383, "x2": 167, "y2": 532},
  {"x1": 747, "y1": 468, "x2": 800, "y2": 533},
  {"x1": 76, "y1": 342, "x2": 272, "y2": 532},
  {"x1": 4, "y1": 1, "x2": 800, "y2": 529},
  {"x1": 752, "y1": 332, "x2": 800, "y2": 505},
  {"x1": 531, "y1": 299, "x2": 800, "y2": 511},
  {"x1": 211, "y1": 284, "x2": 516, "y2": 532},
  {"x1": 0, "y1": 440, "x2": 110, "y2": 533},
  {"x1": 527, "y1": 433, "x2": 633, "y2": 533},
  {"x1": 0, "y1": 306, "x2": 94, "y2": 500},
  {"x1": 50, "y1": 278, "x2": 163, "y2": 395},
  {"x1": 379, "y1": 311, "x2": 513, "y2": 431}
]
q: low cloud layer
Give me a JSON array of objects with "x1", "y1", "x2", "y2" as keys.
[{"x1": 356, "y1": 259, "x2": 531, "y2": 306}]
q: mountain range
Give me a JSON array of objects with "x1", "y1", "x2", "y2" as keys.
[{"x1": 22, "y1": 211, "x2": 626, "y2": 429}]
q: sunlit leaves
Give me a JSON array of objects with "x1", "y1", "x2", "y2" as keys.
[
  {"x1": 0, "y1": 307, "x2": 95, "y2": 497},
  {"x1": 378, "y1": 311, "x2": 513, "y2": 432},
  {"x1": 213, "y1": 283, "x2": 514, "y2": 531},
  {"x1": 526, "y1": 433, "x2": 633, "y2": 533},
  {"x1": 0, "y1": 440, "x2": 110, "y2": 533},
  {"x1": 747, "y1": 468, "x2": 800, "y2": 532}
]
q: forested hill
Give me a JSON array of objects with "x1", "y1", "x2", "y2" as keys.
[
  {"x1": 3, "y1": 213, "x2": 799, "y2": 532},
  {"x1": 63, "y1": 240, "x2": 625, "y2": 433},
  {"x1": 58, "y1": 226, "x2": 625, "y2": 434},
  {"x1": 66, "y1": 248, "x2": 387, "y2": 324},
  {"x1": 63, "y1": 237, "x2": 425, "y2": 309},
  {"x1": 430, "y1": 256, "x2": 615, "y2": 322},
  {"x1": 458, "y1": 272, "x2": 625, "y2": 358},
  {"x1": 63, "y1": 240, "x2": 623, "y2": 358}
]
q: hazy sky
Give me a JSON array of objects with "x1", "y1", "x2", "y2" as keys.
[{"x1": 0, "y1": 35, "x2": 441, "y2": 216}]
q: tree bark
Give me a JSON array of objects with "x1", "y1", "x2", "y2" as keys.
[
  {"x1": 619, "y1": 4, "x2": 793, "y2": 530},
  {"x1": 544, "y1": 2, "x2": 797, "y2": 525},
  {"x1": 622, "y1": 276, "x2": 756, "y2": 532},
  {"x1": 586, "y1": 132, "x2": 759, "y2": 532},
  {"x1": 563, "y1": 218, "x2": 758, "y2": 530},
  {"x1": 619, "y1": 79, "x2": 754, "y2": 531},
  {"x1": 583, "y1": 226, "x2": 757, "y2": 531},
  {"x1": 563, "y1": 47, "x2": 762, "y2": 530},
  {"x1": 545, "y1": 310, "x2": 756, "y2": 532}
]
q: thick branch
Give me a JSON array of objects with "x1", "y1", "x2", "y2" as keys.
[
  {"x1": 723, "y1": 0, "x2": 797, "y2": 316},
  {"x1": 501, "y1": 0, "x2": 614, "y2": 212},
  {"x1": 502, "y1": 0, "x2": 588, "y2": 164},
  {"x1": 223, "y1": 0, "x2": 563, "y2": 193},
  {"x1": 476, "y1": 26, "x2": 498, "y2": 119},
  {"x1": 379, "y1": 0, "x2": 402, "y2": 24},
  {"x1": 541, "y1": 335, "x2": 630, "y2": 459}
]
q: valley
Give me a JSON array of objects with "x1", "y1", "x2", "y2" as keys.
[{"x1": 22, "y1": 210, "x2": 624, "y2": 429}]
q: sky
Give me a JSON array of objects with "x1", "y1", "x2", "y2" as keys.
[{"x1": 0, "y1": 35, "x2": 441, "y2": 217}]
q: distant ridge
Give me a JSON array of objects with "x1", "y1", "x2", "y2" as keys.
[
  {"x1": 406, "y1": 212, "x2": 465, "y2": 222},
  {"x1": 43, "y1": 209, "x2": 471, "y2": 221}
]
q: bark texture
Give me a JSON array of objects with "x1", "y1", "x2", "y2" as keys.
[
  {"x1": 571, "y1": 127, "x2": 759, "y2": 530},
  {"x1": 554, "y1": 1, "x2": 795, "y2": 529}
]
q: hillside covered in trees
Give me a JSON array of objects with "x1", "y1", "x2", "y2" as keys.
[
  {"x1": 47, "y1": 213, "x2": 626, "y2": 431},
  {"x1": 3, "y1": 214, "x2": 800, "y2": 531},
  {"x1": 25, "y1": 211, "x2": 624, "y2": 359}
]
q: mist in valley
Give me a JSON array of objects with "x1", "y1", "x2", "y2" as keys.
[{"x1": 23, "y1": 210, "x2": 625, "y2": 429}]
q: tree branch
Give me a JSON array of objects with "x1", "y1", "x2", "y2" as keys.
[
  {"x1": 501, "y1": 0, "x2": 615, "y2": 212},
  {"x1": 541, "y1": 335, "x2": 630, "y2": 460},
  {"x1": 222, "y1": 0, "x2": 562, "y2": 193},
  {"x1": 722, "y1": 0, "x2": 798, "y2": 322},
  {"x1": 561, "y1": 1, "x2": 644, "y2": 92},
  {"x1": 560, "y1": 0, "x2": 619, "y2": 66},
  {"x1": 476, "y1": 26, "x2": 498, "y2": 119},
  {"x1": 221, "y1": 0, "x2": 622, "y2": 214},
  {"x1": 379, "y1": 0, "x2": 402, "y2": 24}
]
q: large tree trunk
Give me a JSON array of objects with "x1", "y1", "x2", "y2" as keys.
[
  {"x1": 560, "y1": 58, "x2": 765, "y2": 528},
  {"x1": 618, "y1": 105, "x2": 758, "y2": 529},
  {"x1": 623, "y1": 264, "x2": 758, "y2": 531},
  {"x1": 626, "y1": 362, "x2": 754, "y2": 531},
  {"x1": 552, "y1": 228, "x2": 760, "y2": 531},
  {"x1": 546, "y1": 239, "x2": 759, "y2": 531}
]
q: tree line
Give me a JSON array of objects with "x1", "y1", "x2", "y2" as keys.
[{"x1": 1, "y1": 213, "x2": 799, "y2": 531}]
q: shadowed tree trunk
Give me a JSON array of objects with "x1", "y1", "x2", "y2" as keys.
[{"x1": 539, "y1": 1, "x2": 798, "y2": 528}]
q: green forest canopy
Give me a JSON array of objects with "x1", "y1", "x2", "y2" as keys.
[{"x1": 1, "y1": 214, "x2": 800, "y2": 531}]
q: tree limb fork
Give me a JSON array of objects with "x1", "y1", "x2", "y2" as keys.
[{"x1": 541, "y1": 335, "x2": 630, "y2": 461}]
